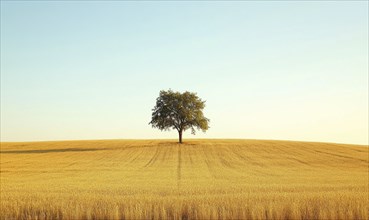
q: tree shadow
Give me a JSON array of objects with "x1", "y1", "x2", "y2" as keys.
[
  {"x1": 0, "y1": 148, "x2": 108, "y2": 154},
  {"x1": 157, "y1": 141, "x2": 196, "y2": 146}
]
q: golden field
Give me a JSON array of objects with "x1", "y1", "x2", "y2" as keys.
[{"x1": 0, "y1": 139, "x2": 368, "y2": 220}]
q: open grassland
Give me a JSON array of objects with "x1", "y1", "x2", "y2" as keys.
[{"x1": 1, "y1": 139, "x2": 368, "y2": 220}]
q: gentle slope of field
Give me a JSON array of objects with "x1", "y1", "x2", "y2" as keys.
[{"x1": 1, "y1": 139, "x2": 368, "y2": 219}]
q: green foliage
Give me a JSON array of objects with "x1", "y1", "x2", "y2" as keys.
[{"x1": 149, "y1": 90, "x2": 210, "y2": 142}]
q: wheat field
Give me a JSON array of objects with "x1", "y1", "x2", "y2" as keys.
[{"x1": 0, "y1": 139, "x2": 368, "y2": 220}]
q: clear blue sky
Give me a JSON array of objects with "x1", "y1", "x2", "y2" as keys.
[{"x1": 1, "y1": 1, "x2": 368, "y2": 144}]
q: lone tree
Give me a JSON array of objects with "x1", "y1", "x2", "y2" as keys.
[{"x1": 149, "y1": 90, "x2": 210, "y2": 143}]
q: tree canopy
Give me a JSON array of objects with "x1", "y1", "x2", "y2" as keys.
[{"x1": 149, "y1": 90, "x2": 210, "y2": 143}]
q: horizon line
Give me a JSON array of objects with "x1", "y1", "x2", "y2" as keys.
[{"x1": 1, "y1": 138, "x2": 368, "y2": 147}]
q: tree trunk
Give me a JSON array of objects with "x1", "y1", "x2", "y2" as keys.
[{"x1": 178, "y1": 130, "x2": 183, "y2": 144}]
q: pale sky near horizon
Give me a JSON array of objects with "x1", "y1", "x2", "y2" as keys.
[{"x1": 1, "y1": 1, "x2": 368, "y2": 145}]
